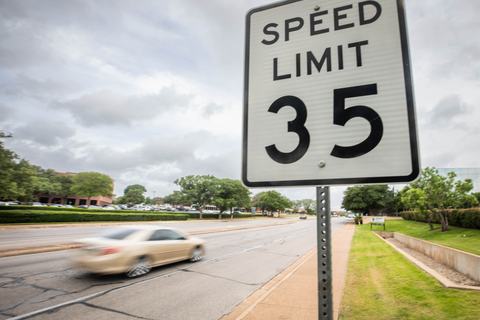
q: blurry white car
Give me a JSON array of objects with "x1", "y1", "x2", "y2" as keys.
[{"x1": 70, "y1": 225, "x2": 206, "y2": 277}]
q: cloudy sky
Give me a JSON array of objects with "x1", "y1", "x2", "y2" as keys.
[{"x1": 1, "y1": 0, "x2": 479, "y2": 210}]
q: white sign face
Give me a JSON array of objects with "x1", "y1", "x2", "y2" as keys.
[
  {"x1": 372, "y1": 217, "x2": 385, "y2": 223},
  {"x1": 242, "y1": 0, "x2": 420, "y2": 187}
]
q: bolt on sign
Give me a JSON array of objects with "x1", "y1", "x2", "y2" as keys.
[{"x1": 242, "y1": 0, "x2": 420, "y2": 187}]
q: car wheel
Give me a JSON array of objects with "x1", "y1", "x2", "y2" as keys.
[
  {"x1": 126, "y1": 256, "x2": 152, "y2": 278},
  {"x1": 189, "y1": 246, "x2": 203, "y2": 262}
]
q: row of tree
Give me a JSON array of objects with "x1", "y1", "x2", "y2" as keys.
[
  {"x1": 1, "y1": 132, "x2": 114, "y2": 203},
  {"x1": 341, "y1": 167, "x2": 480, "y2": 232},
  {"x1": 116, "y1": 176, "x2": 317, "y2": 219}
]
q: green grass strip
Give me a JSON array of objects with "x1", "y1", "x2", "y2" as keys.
[
  {"x1": 371, "y1": 219, "x2": 480, "y2": 256},
  {"x1": 339, "y1": 224, "x2": 480, "y2": 320}
]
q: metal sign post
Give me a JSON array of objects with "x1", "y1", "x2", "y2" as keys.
[{"x1": 317, "y1": 186, "x2": 332, "y2": 320}]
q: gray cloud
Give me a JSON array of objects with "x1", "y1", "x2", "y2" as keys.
[
  {"x1": 0, "y1": 103, "x2": 16, "y2": 123},
  {"x1": 408, "y1": 0, "x2": 480, "y2": 81},
  {"x1": 4, "y1": 129, "x2": 238, "y2": 197},
  {"x1": 422, "y1": 152, "x2": 457, "y2": 169},
  {"x1": 429, "y1": 95, "x2": 470, "y2": 127},
  {"x1": 202, "y1": 102, "x2": 225, "y2": 118},
  {"x1": 13, "y1": 121, "x2": 76, "y2": 146},
  {"x1": 0, "y1": 74, "x2": 77, "y2": 100},
  {"x1": 50, "y1": 87, "x2": 193, "y2": 127}
]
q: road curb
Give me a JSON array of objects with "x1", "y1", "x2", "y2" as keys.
[
  {"x1": 221, "y1": 247, "x2": 318, "y2": 320},
  {"x1": 220, "y1": 221, "x2": 356, "y2": 320}
]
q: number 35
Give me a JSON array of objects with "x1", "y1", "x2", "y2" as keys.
[{"x1": 265, "y1": 84, "x2": 383, "y2": 164}]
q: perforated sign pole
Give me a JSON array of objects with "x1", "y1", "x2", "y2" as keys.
[{"x1": 316, "y1": 186, "x2": 332, "y2": 320}]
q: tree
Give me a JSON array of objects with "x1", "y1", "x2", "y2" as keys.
[
  {"x1": 50, "y1": 173, "x2": 75, "y2": 204},
  {"x1": 10, "y1": 160, "x2": 52, "y2": 202},
  {"x1": 291, "y1": 200, "x2": 302, "y2": 213},
  {"x1": 298, "y1": 199, "x2": 316, "y2": 215},
  {"x1": 118, "y1": 184, "x2": 146, "y2": 206},
  {"x1": 401, "y1": 187, "x2": 435, "y2": 230},
  {"x1": 123, "y1": 189, "x2": 145, "y2": 206},
  {"x1": 214, "y1": 179, "x2": 251, "y2": 219},
  {"x1": 341, "y1": 185, "x2": 393, "y2": 216},
  {"x1": 175, "y1": 175, "x2": 219, "y2": 219},
  {"x1": 251, "y1": 191, "x2": 291, "y2": 216},
  {"x1": 124, "y1": 184, "x2": 147, "y2": 195},
  {"x1": 473, "y1": 192, "x2": 480, "y2": 205},
  {"x1": 401, "y1": 167, "x2": 478, "y2": 232},
  {"x1": 0, "y1": 139, "x2": 20, "y2": 201},
  {"x1": 162, "y1": 191, "x2": 184, "y2": 206},
  {"x1": 70, "y1": 172, "x2": 114, "y2": 206}
]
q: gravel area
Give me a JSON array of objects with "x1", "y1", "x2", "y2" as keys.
[{"x1": 386, "y1": 238, "x2": 480, "y2": 287}]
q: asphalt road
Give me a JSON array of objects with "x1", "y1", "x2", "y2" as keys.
[
  {"x1": 0, "y1": 218, "x2": 350, "y2": 320},
  {"x1": 0, "y1": 217, "x2": 300, "y2": 250}
]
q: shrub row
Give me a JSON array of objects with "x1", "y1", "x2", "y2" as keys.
[
  {"x1": 188, "y1": 213, "x2": 255, "y2": 219},
  {"x1": 400, "y1": 208, "x2": 480, "y2": 230},
  {"x1": 0, "y1": 210, "x2": 189, "y2": 224}
]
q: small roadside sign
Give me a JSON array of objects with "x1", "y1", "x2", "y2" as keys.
[
  {"x1": 242, "y1": 0, "x2": 420, "y2": 187},
  {"x1": 371, "y1": 217, "x2": 386, "y2": 230}
]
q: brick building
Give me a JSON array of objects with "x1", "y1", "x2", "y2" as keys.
[{"x1": 35, "y1": 172, "x2": 113, "y2": 206}]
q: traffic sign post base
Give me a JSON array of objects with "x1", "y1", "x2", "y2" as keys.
[{"x1": 316, "y1": 186, "x2": 332, "y2": 320}]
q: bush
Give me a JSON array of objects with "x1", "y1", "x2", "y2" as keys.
[
  {"x1": 400, "y1": 208, "x2": 480, "y2": 230},
  {"x1": 354, "y1": 217, "x2": 363, "y2": 225},
  {"x1": 0, "y1": 210, "x2": 189, "y2": 224},
  {"x1": 188, "y1": 212, "x2": 252, "y2": 219}
]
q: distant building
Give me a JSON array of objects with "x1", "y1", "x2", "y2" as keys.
[
  {"x1": 436, "y1": 168, "x2": 480, "y2": 193},
  {"x1": 35, "y1": 172, "x2": 113, "y2": 206}
]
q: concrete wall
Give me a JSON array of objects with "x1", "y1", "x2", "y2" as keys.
[{"x1": 375, "y1": 231, "x2": 480, "y2": 283}]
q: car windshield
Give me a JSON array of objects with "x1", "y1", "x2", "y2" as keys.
[{"x1": 100, "y1": 228, "x2": 138, "y2": 240}]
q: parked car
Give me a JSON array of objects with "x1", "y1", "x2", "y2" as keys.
[
  {"x1": 30, "y1": 202, "x2": 45, "y2": 206},
  {"x1": 70, "y1": 225, "x2": 206, "y2": 277},
  {"x1": 233, "y1": 211, "x2": 242, "y2": 214},
  {"x1": 300, "y1": 214, "x2": 307, "y2": 219},
  {"x1": 102, "y1": 206, "x2": 116, "y2": 210}
]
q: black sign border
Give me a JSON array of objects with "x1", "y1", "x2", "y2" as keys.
[{"x1": 242, "y1": 0, "x2": 420, "y2": 187}]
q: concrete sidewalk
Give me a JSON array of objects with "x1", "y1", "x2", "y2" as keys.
[{"x1": 221, "y1": 221, "x2": 356, "y2": 320}]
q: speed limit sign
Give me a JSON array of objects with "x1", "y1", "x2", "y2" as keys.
[{"x1": 242, "y1": 0, "x2": 420, "y2": 187}]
